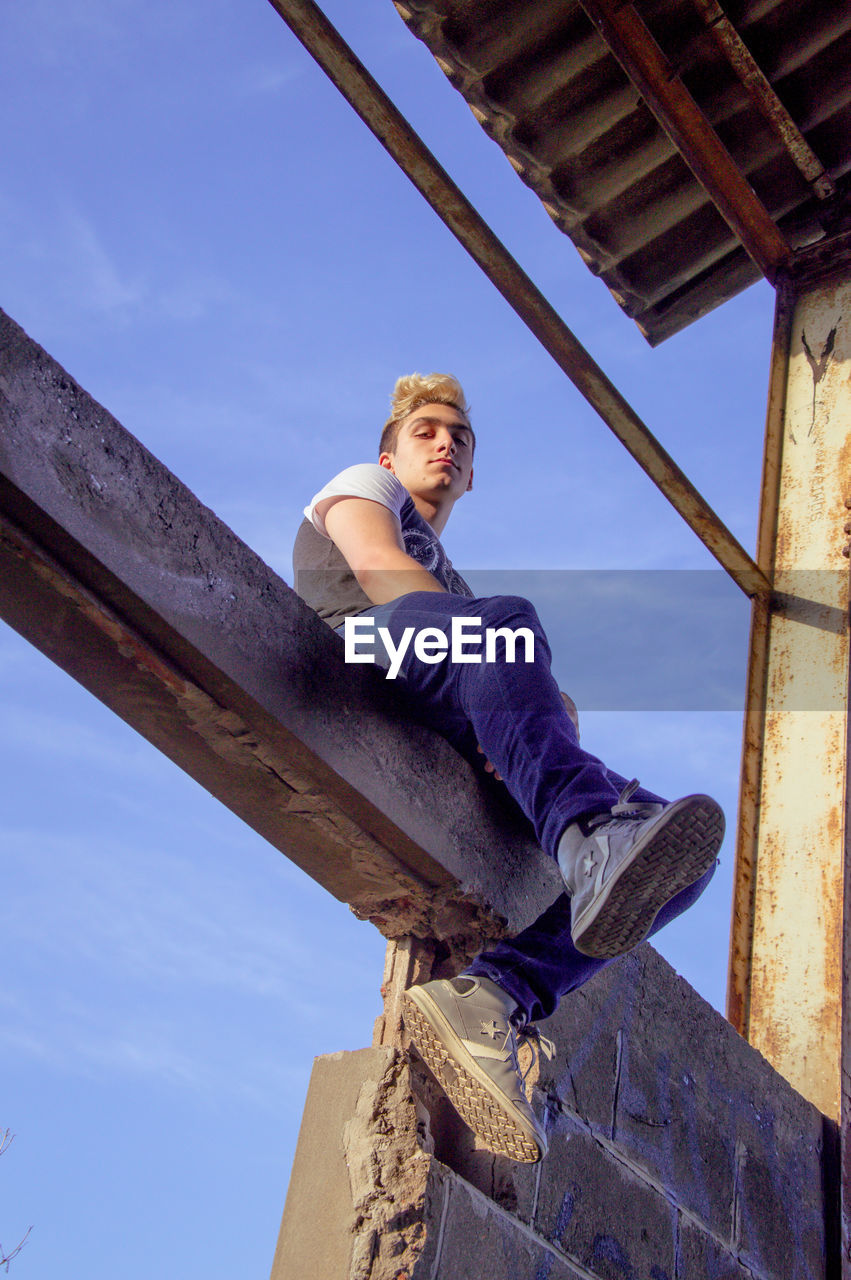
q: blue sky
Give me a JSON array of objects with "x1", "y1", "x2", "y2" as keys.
[{"x1": 1, "y1": 1, "x2": 774, "y2": 1276}]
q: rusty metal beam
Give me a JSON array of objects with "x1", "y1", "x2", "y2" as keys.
[
  {"x1": 578, "y1": 0, "x2": 793, "y2": 284},
  {"x1": 790, "y1": 227, "x2": 851, "y2": 291},
  {"x1": 727, "y1": 265, "x2": 851, "y2": 1118},
  {"x1": 843, "y1": 600, "x2": 851, "y2": 1273},
  {"x1": 726, "y1": 278, "x2": 794, "y2": 1036},
  {"x1": 692, "y1": 0, "x2": 835, "y2": 202},
  {"x1": 266, "y1": 0, "x2": 769, "y2": 598}
]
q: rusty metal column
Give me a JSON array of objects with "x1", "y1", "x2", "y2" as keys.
[
  {"x1": 843, "y1": 623, "x2": 851, "y2": 1273},
  {"x1": 728, "y1": 256, "x2": 851, "y2": 1118}
]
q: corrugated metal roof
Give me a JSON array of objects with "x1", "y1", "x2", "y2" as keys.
[{"x1": 394, "y1": 0, "x2": 851, "y2": 342}]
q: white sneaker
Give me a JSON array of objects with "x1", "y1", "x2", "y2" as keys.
[
  {"x1": 403, "y1": 976, "x2": 552, "y2": 1163},
  {"x1": 558, "y1": 780, "x2": 723, "y2": 959}
]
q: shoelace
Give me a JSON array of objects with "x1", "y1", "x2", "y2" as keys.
[
  {"x1": 507, "y1": 1020, "x2": 556, "y2": 1091},
  {"x1": 587, "y1": 778, "x2": 663, "y2": 830}
]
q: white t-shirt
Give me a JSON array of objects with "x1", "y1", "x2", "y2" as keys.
[
  {"x1": 293, "y1": 462, "x2": 474, "y2": 629},
  {"x1": 303, "y1": 463, "x2": 407, "y2": 535}
]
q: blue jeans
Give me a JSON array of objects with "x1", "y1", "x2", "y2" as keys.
[{"x1": 342, "y1": 591, "x2": 715, "y2": 1025}]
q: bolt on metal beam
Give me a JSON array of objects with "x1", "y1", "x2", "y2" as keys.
[
  {"x1": 692, "y1": 0, "x2": 835, "y2": 202},
  {"x1": 578, "y1": 0, "x2": 793, "y2": 285},
  {"x1": 265, "y1": 0, "x2": 769, "y2": 598}
]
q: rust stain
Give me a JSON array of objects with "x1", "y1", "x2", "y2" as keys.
[
  {"x1": 821, "y1": 840, "x2": 843, "y2": 968},
  {"x1": 736, "y1": 289, "x2": 849, "y2": 1114},
  {"x1": 11, "y1": 521, "x2": 190, "y2": 695},
  {"x1": 727, "y1": 985, "x2": 745, "y2": 1031},
  {"x1": 837, "y1": 430, "x2": 851, "y2": 559},
  {"x1": 753, "y1": 946, "x2": 791, "y2": 1066}
]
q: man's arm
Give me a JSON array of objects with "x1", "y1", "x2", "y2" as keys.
[{"x1": 321, "y1": 496, "x2": 446, "y2": 606}]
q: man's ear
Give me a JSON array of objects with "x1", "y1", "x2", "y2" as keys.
[
  {"x1": 378, "y1": 452, "x2": 395, "y2": 473},
  {"x1": 466, "y1": 465, "x2": 474, "y2": 493}
]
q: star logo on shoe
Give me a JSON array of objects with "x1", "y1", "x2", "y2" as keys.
[
  {"x1": 583, "y1": 853, "x2": 596, "y2": 877},
  {"x1": 480, "y1": 1018, "x2": 502, "y2": 1040}
]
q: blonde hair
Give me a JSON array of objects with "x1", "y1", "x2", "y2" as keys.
[{"x1": 380, "y1": 372, "x2": 472, "y2": 454}]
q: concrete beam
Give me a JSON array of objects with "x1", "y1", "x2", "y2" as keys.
[{"x1": 0, "y1": 307, "x2": 560, "y2": 950}]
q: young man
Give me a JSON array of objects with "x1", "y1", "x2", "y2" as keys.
[{"x1": 293, "y1": 373, "x2": 722, "y2": 1164}]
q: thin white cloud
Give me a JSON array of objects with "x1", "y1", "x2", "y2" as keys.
[
  {"x1": 10, "y1": 0, "x2": 194, "y2": 72},
  {"x1": 156, "y1": 273, "x2": 242, "y2": 323},
  {"x1": 0, "y1": 704, "x2": 172, "y2": 782},
  {"x1": 63, "y1": 209, "x2": 145, "y2": 314},
  {"x1": 4, "y1": 818, "x2": 381, "y2": 1011},
  {"x1": 2, "y1": 818, "x2": 381, "y2": 1105},
  {"x1": 6, "y1": 0, "x2": 128, "y2": 67},
  {"x1": 234, "y1": 64, "x2": 302, "y2": 97},
  {"x1": 0, "y1": 1005, "x2": 308, "y2": 1106}
]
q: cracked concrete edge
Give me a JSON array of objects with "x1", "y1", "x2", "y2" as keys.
[
  {"x1": 280, "y1": 1046, "x2": 591, "y2": 1280},
  {"x1": 269, "y1": 1047, "x2": 443, "y2": 1280},
  {"x1": 342, "y1": 1052, "x2": 438, "y2": 1280},
  {"x1": 307, "y1": 1047, "x2": 523, "y2": 1280}
]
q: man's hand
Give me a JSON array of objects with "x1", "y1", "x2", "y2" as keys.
[
  {"x1": 477, "y1": 689, "x2": 580, "y2": 782},
  {"x1": 322, "y1": 496, "x2": 445, "y2": 605},
  {"x1": 476, "y1": 744, "x2": 504, "y2": 781},
  {"x1": 560, "y1": 690, "x2": 580, "y2": 736}
]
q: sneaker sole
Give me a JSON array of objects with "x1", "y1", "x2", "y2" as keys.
[
  {"x1": 571, "y1": 794, "x2": 723, "y2": 959},
  {"x1": 403, "y1": 989, "x2": 545, "y2": 1163}
]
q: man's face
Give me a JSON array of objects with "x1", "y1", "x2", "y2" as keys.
[{"x1": 379, "y1": 402, "x2": 474, "y2": 504}]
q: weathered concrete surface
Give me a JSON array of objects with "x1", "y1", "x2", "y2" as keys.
[
  {"x1": 274, "y1": 944, "x2": 839, "y2": 1279},
  {"x1": 534, "y1": 945, "x2": 833, "y2": 1279},
  {"x1": 269, "y1": 1047, "x2": 435, "y2": 1279},
  {"x1": 0, "y1": 307, "x2": 560, "y2": 953}
]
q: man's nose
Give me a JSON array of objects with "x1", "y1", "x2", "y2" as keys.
[{"x1": 436, "y1": 430, "x2": 456, "y2": 454}]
